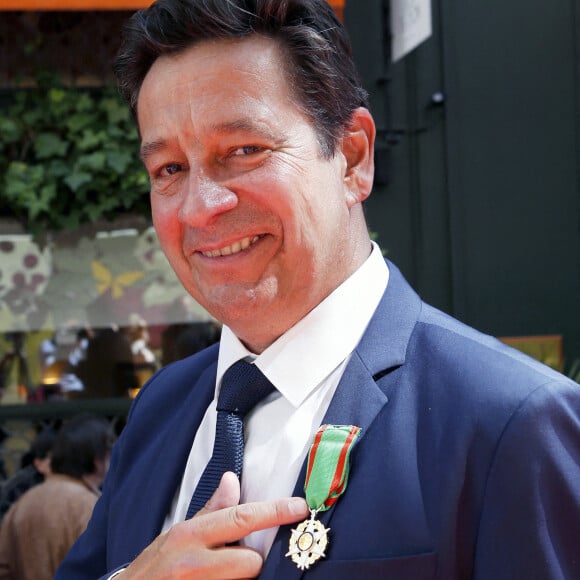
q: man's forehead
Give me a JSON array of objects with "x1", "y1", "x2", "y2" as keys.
[
  {"x1": 137, "y1": 35, "x2": 291, "y2": 111},
  {"x1": 146, "y1": 35, "x2": 286, "y2": 83}
]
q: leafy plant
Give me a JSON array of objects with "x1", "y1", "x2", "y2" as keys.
[
  {"x1": 567, "y1": 359, "x2": 580, "y2": 383},
  {"x1": 0, "y1": 74, "x2": 150, "y2": 237}
]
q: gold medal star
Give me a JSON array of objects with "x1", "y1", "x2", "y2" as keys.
[{"x1": 286, "y1": 514, "x2": 330, "y2": 570}]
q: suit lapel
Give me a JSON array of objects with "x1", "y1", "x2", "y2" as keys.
[
  {"x1": 260, "y1": 261, "x2": 422, "y2": 580},
  {"x1": 261, "y1": 354, "x2": 387, "y2": 580}
]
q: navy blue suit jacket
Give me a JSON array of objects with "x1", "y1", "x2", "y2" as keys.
[{"x1": 57, "y1": 262, "x2": 580, "y2": 579}]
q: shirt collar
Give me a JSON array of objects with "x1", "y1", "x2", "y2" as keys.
[{"x1": 217, "y1": 242, "x2": 389, "y2": 407}]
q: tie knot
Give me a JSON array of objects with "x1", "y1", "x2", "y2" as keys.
[{"x1": 217, "y1": 360, "x2": 275, "y2": 416}]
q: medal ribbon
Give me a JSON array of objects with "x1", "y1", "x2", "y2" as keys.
[{"x1": 304, "y1": 424, "x2": 362, "y2": 513}]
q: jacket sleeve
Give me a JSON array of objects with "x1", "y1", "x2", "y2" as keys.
[{"x1": 473, "y1": 379, "x2": 580, "y2": 579}]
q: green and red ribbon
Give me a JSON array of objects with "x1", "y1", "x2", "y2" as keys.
[{"x1": 304, "y1": 424, "x2": 362, "y2": 512}]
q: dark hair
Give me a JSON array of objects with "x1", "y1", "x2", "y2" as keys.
[
  {"x1": 20, "y1": 427, "x2": 57, "y2": 468},
  {"x1": 31, "y1": 428, "x2": 57, "y2": 459},
  {"x1": 50, "y1": 415, "x2": 115, "y2": 479},
  {"x1": 114, "y1": 0, "x2": 368, "y2": 157}
]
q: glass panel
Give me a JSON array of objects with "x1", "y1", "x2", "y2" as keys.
[
  {"x1": 0, "y1": 321, "x2": 221, "y2": 404},
  {"x1": 0, "y1": 217, "x2": 219, "y2": 404}
]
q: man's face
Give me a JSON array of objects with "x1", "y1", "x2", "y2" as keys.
[{"x1": 137, "y1": 36, "x2": 371, "y2": 352}]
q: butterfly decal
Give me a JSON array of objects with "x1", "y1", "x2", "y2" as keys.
[{"x1": 92, "y1": 261, "x2": 144, "y2": 299}]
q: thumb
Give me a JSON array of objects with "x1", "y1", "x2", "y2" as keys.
[{"x1": 195, "y1": 471, "x2": 240, "y2": 517}]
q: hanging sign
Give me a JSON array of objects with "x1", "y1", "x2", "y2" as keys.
[{"x1": 391, "y1": 0, "x2": 432, "y2": 62}]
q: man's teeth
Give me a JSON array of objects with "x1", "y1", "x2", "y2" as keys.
[{"x1": 202, "y1": 236, "x2": 260, "y2": 258}]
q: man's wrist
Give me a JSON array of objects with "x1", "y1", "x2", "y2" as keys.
[{"x1": 107, "y1": 568, "x2": 127, "y2": 579}]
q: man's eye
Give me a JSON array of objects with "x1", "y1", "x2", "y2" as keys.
[
  {"x1": 161, "y1": 163, "x2": 182, "y2": 176},
  {"x1": 231, "y1": 145, "x2": 263, "y2": 156}
]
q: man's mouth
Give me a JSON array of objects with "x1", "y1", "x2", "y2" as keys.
[{"x1": 200, "y1": 235, "x2": 261, "y2": 258}]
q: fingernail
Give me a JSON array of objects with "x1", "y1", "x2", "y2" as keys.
[{"x1": 288, "y1": 498, "x2": 307, "y2": 515}]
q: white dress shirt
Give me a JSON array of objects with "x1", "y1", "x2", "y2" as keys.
[{"x1": 162, "y1": 243, "x2": 389, "y2": 556}]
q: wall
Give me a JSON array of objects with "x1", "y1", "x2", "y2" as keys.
[{"x1": 346, "y1": 0, "x2": 580, "y2": 368}]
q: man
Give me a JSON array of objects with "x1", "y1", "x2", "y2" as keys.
[
  {"x1": 57, "y1": 1, "x2": 580, "y2": 578},
  {"x1": 0, "y1": 415, "x2": 114, "y2": 579},
  {"x1": 0, "y1": 427, "x2": 56, "y2": 524}
]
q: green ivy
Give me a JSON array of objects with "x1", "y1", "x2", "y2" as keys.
[{"x1": 0, "y1": 75, "x2": 150, "y2": 236}]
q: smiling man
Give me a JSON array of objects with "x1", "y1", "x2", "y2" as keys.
[
  {"x1": 57, "y1": 1, "x2": 580, "y2": 579},
  {"x1": 138, "y1": 35, "x2": 373, "y2": 352}
]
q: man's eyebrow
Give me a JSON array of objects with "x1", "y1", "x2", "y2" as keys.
[
  {"x1": 140, "y1": 140, "x2": 166, "y2": 163},
  {"x1": 209, "y1": 119, "x2": 279, "y2": 141}
]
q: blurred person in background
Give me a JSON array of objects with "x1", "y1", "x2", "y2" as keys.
[
  {"x1": 0, "y1": 351, "x2": 13, "y2": 401},
  {"x1": 0, "y1": 415, "x2": 115, "y2": 580},
  {"x1": 124, "y1": 313, "x2": 156, "y2": 366},
  {"x1": 74, "y1": 327, "x2": 136, "y2": 399},
  {"x1": 161, "y1": 321, "x2": 221, "y2": 366},
  {"x1": 0, "y1": 427, "x2": 57, "y2": 524}
]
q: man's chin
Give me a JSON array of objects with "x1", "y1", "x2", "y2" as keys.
[{"x1": 196, "y1": 279, "x2": 279, "y2": 324}]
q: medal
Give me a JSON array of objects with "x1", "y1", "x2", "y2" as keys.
[
  {"x1": 286, "y1": 424, "x2": 361, "y2": 570},
  {"x1": 286, "y1": 510, "x2": 330, "y2": 570}
]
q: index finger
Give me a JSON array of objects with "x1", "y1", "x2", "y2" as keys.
[{"x1": 191, "y1": 497, "x2": 309, "y2": 546}]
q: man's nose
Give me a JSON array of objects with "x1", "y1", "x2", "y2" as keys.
[{"x1": 178, "y1": 173, "x2": 238, "y2": 226}]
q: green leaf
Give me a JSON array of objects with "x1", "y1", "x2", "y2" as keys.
[
  {"x1": 34, "y1": 133, "x2": 69, "y2": 159},
  {"x1": 106, "y1": 150, "x2": 132, "y2": 173},
  {"x1": 64, "y1": 171, "x2": 92, "y2": 192},
  {"x1": 77, "y1": 129, "x2": 104, "y2": 151},
  {"x1": 101, "y1": 97, "x2": 131, "y2": 125},
  {"x1": 83, "y1": 204, "x2": 101, "y2": 222},
  {"x1": 75, "y1": 92, "x2": 94, "y2": 113},
  {"x1": 79, "y1": 151, "x2": 107, "y2": 171},
  {"x1": 29, "y1": 183, "x2": 57, "y2": 219},
  {"x1": 4, "y1": 163, "x2": 44, "y2": 203},
  {"x1": 0, "y1": 118, "x2": 22, "y2": 143},
  {"x1": 47, "y1": 159, "x2": 69, "y2": 178},
  {"x1": 22, "y1": 109, "x2": 44, "y2": 127},
  {"x1": 48, "y1": 88, "x2": 66, "y2": 104},
  {"x1": 66, "y1": 112, "x2": 96, "y2": 134}
]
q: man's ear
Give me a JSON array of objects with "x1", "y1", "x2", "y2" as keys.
[{"x1": 341, "y1": 107, "x2": 376, "y2": 208}]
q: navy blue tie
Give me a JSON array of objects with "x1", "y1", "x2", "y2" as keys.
[{"x1": 185, "y1": 360, "x2": 275, "y2": 519}]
